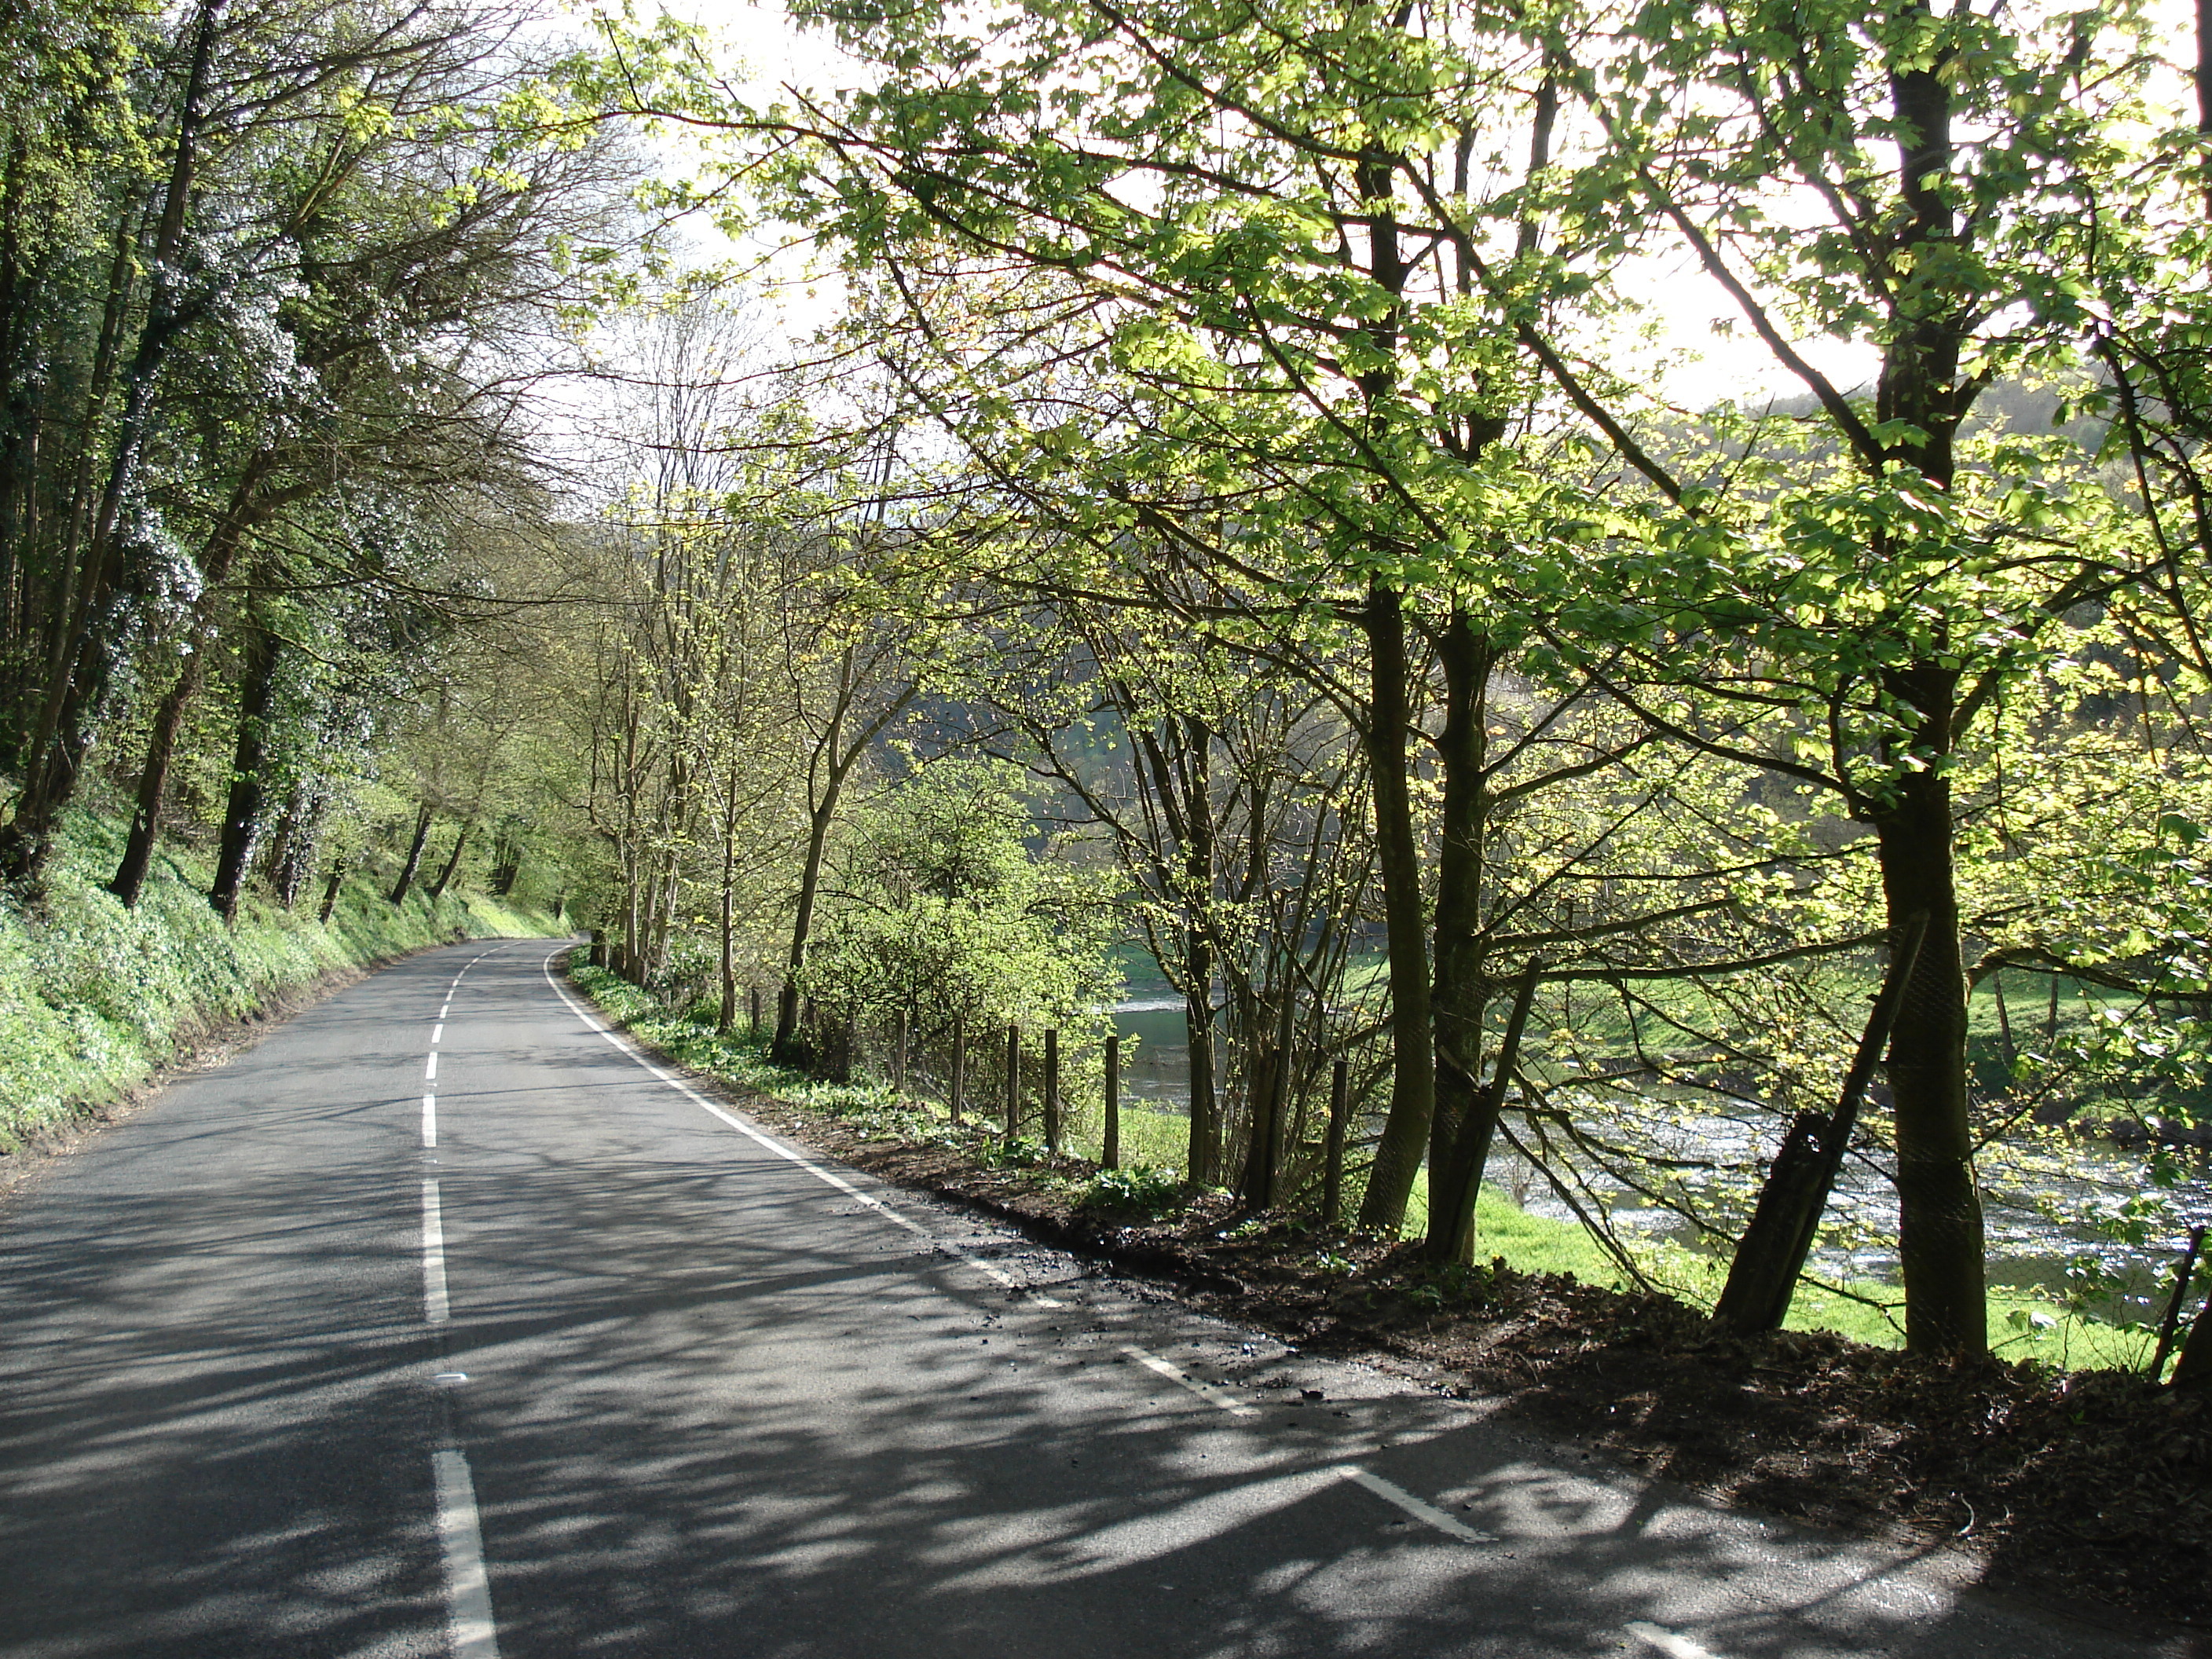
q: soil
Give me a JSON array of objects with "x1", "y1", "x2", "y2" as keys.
[{"x1": 723, "y1": 1093, "x2": 2212, "y2": 1639}]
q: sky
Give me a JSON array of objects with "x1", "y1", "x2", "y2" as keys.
[{"x1": 624, "y1": 0, "x2": 2198, "y2": 412}]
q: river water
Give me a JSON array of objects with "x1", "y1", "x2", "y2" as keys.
[{"x1": 1109, "y1": 1000, "x2": 2212, "y2": 1319}]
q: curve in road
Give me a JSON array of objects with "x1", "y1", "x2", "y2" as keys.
[{"x1": 0, "y1": 941, "x2": 2184, "y2": 1658}]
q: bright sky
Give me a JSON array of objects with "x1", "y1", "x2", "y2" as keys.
[{"x1": 633, "y1": 0, "x2": 2196, "y2": 412}]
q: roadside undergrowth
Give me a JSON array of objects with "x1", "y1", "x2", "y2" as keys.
[
  {"x1": 571, "y1": 959, "x2": 2212, "y2": 1630},
  {"x1": 0, "y1": 811, "x2": 560, "y2": 1153}
]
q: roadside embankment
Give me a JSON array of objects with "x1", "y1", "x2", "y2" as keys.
[{"x1": 0, "y1": 812, "x2": 560, "y2": 1159}]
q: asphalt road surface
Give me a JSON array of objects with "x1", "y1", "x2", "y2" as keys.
[{"x1": 0, "y1": 939, "x2": 2191, "y2": 1658}]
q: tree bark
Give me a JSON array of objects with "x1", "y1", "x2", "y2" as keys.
[
  {"x1": 207, "y1": 616, "x2": 280, "y2": 923},
  {"x1": 1180, "y1": 716, "x2": 1221, "y2": 1185},
  {"x1": 1357, "y1": 579, "x2": 1436, "y2": 1233},
  {"x1": 1871, "y1": 678, "x2": 1987, "y2": 1356},
  {"x1": 2170, "y1": 1287, "x2": 2212, "y2": 1390},
  {"x1": 110, "y1": 653, "x2": 205, "y2": 906},
  {"x1": 427, "y1": 819, "x2": 473, "y2": 900},
  {"x1": 774, "y1": 789, "x2": 838, "y2": 1061},
  {"x1": 389, "y1": 804, "x2": 434, "y2": 905},
  {"x1": 1424, "y1": 608, "x2": 1496, "y2": 1258},
  {"x1": 1427, "y1": 965, "x2": 1539, "y2": 1262}
]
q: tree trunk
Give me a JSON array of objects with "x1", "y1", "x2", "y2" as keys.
[
  {"x1": 1185, "y1": 934, "x2": 1221, "y2": 1185},
  {"x1": 1424, "y1": 608, "x2": 1496, "y2": 1258},
  {"x1": 318, "y1": 861, "x2": 346, "y2": 924},
  {"x1": 390, "y1": 804, "x2": 434, "y2": 905},
  {"x1": 1872, "y1": 678, "x2": 1987, "y2": 1357},
  {"x1": 208, "y1": 618, "x2": 280, "y2": 923},
  {"x1": 110, "y1": 652, "x2": 205, "y2": 906},
  {"x1": 427, "y1": 819, "x2": 473, "y2": 900},
  {"x1": 2171, "y1": 1287, "x2": 2212, "y2": 1390},
  {"x1": 1426, "y1": 965, "x2": 1540, "y2": 1263},
  {"x1": 775, "y1": 795, "x2": 839, "y2": 1061},
  {"x1": 270, "y1": 792, "x2": 319, "y2": 910},
  {"x1": 1357, "y1": 579, "x2": 1436, "y2": 1233}
]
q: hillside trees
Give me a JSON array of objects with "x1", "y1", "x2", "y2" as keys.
[{"x1": 0, "y1": 0, "x2": 640, "y2": 902}]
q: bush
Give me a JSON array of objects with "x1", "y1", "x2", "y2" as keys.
[{"x1": 1083, "y1": 1162, "x2": 1183, "y2": 1218}]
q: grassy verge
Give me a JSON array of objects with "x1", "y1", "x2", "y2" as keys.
[
  {"x1": 1392, "y1": 1166, "x2": 2153, "y2": 1371},
  {"x1": 568, "y1": 965, "x2": 2155, "y2": 1376},
  {"x1": 0, "y1": 811, "x2": 561, "y2": 1152}
]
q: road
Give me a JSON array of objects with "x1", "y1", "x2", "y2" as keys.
[{"x1": 0, "y1": 939, "x2": 2187, "y2": 1658}]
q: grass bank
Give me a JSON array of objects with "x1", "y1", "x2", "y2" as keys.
[
  {"x1": 0, "y1": 811, "x2": 561, "y2": 1152},
  {"x1": 568, "y1": 965, "x2": 2151, "y2": 1375}
]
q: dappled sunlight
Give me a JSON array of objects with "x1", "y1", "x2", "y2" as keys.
[{"x1": 0, "y1": 946, "x2": 2171, "y2": 1659}]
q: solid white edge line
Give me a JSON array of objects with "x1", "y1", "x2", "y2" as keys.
[
  {"x1": 1624, "y1": 1621, "x2": 1728, "y2": 1659},
  {"x1": 422, "y1": 1094, "x2": 437, "y2": 1149},
  {"x1": 1334, "y1": 1465, "x2": 1496, "y2": 1544},
  {"x1": 421, "y1": 1179, "x2": 449, "y2": 1325},
  {"x1": 433, "y1": 1448, "x2": 500, "y2": 1658},
  {"x1": 540, "y1": 950, "x2": 1063, "y2": 1309},
  {"x1": 1120, "y1": 1345, "x2": 1260, "y2": 1417}
]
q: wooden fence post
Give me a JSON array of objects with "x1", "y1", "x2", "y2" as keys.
[
  {"x1": 1324, "y1": 1057, "x2": 1349, "y2": 1227},
  {"x1": 1104, "y1": 1035, "x2": 1121, "y2": 1170},
  {"x1": 1005, "y1": 1024, "x2": 1021, "y2": 1140},
  {"x1": 1044, "y1": 1028, "x2": 1061, "y2": 1154},
  {"x1": 950, "y1": 1011, "x2": 965, "y2": 1123}
]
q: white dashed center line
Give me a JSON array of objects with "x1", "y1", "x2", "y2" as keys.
[
  {"x1": 421, "y1": 1178, "x2": 449, "y2": 1324},
  {"x1": 433, "y1": 1448, "x2": 500, "y2": 1657},
  {"x1": 1626, "y1": 1621, "x2": 1730, "y2": 1659}
]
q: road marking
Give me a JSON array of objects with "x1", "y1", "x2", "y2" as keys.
[
  {"x1": 425, "y1": 1052, "x2": 438, "y2": 1082},
  {"x1": 543, "y1": 951, "x2": 1063, "y2": 1309},
  {"x1": 1121, "y1": 1344, "x2": 1259, "y2": 1416},
  {"x1": 1334, "y1": 1466, "x2": 1496, "y2": 1544},
  {"x1": 423, "y1": 1094, "x2": 438, "y2": 1149},
  {"x1": 433, "y1": 1448, "x2": 500, "y2": 1657},
  {"x1": 1626, "y1": 1622, "x2": 1729, "y2": 1659},
  {"x1": 432, "y1": 1024, "x2": 443, "y2": 1044},
  {"x1": 422, "y1": 1180, "x2": 449, "y2": 1324}
]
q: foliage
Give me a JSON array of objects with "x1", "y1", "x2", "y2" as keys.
[
  {"x1": 799, "y1": 758, "x2": 1121, "y2": 1033},
  {"x1": 1083, "y1": 1162, "x2": 1183, "y2": 1218}
]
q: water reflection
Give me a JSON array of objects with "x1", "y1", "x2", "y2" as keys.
[{"x1": 1111, "y1": 1000, "x2": 1193, "y2": 1115}]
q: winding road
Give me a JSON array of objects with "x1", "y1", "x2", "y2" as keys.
[{"x1": 0, "y1": 939, "x2": 2185, "y2": 1657}]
